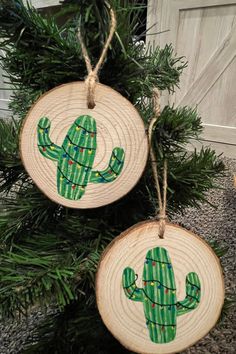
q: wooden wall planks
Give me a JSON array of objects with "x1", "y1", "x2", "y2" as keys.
[{"x1": 147, "y1": 0, "x2": 236, "y2": 157}]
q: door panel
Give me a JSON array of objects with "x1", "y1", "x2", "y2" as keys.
[{"x1": 147, "y1": 0, "x2": 236, "y2": 156}]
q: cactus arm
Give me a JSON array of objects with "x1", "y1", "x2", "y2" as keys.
[
  {"x1": 89, "y1": 147, "x2": 125, "y2": 183},
  {"x1": 177, "y1": 272, "x2": 201, "y2": 316},
  {"x1": 122, "y1": 267, "x2": 144, "y2": 302},
  {"x1": 37, "y1": 117, "x2": 61, "y2": 161}
]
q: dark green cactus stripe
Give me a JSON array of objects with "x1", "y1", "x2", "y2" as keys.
[
  {"x1": 122, "y1": 247, "x2": 201, "y2": 344},
  {"x1": 143, "y1": 248, "x2": 176, "y2": 300},
  {"x1": 38, "y1": 117, "x2": 61, "y2": 161},
  {"x1": 66, "y1": 135, "x2": 96, "y2": 150},
  {"x1": 146, "y1": 318, "x2": 176, "y2": 327},
  {"x1": 57, "y1": 167, "x2": 87, "y2": 186},
  {"x1": 186, "y1": 277, "x2": 200, "y2": 290},
  {"x1": 142, "y1": 279, "x2": 175, "y2": 291},
  {"x1": 141, "y1": 289, "x2": 176, "y2": 306},
  {"x1": 61, "y1": 146, "x2": 92, "y2": 168},
  {"x1": 59, "y1": 115, "x2": 96, "y2": 200},
  {"x1": 177, "y1": 272, "x2": 201, "y2": 316},
  {"x1": 90, "y1": 147, "x2": 125, "y2": 183},
  {"x1": 74, "y1": 116, "x2": 96, "y2": 200},
  {"x1": 146, "y1": 257, "x2": 171, "y2": 265},
  {"x1": 74, "y1": 121, "x2": 97, "y2": 134},
  {"x1": 37, "y1": 115, "x2": 125, "y2": 200}
]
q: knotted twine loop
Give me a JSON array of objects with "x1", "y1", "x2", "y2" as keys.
[
  {"x1": 148, "y1": 88, "x2": 168, "y2": 239},
  {"x1": 77, "y1": 4, "x2": 117, "y2": 109}
]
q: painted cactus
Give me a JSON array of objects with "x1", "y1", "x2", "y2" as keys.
[
  {"x1": 122, "y1": 247, "x2": 201, "y2": 343},
  {"x1": 37, "y1": 115, "x2": 125, "y2": 200}
]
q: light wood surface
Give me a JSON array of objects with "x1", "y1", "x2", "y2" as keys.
[
  {"x1": 0, "y1": 48, "x2": 11, "y2": 118},
  {"x1": 96, "y1": 221, "x2": 224, "y2": 354},
  {"x1": 20, "y1": 82, "x2": 148, "y2": 208},
  {"x1": 147, "y1": 0, "x2": 236, "y2": 156},
  {"x1": 23, "y1": 0, "x2": 61, "y2": 8}
]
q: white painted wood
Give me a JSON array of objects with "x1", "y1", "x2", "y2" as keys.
[
  {"x1": 188, "y1": 140, "x2": 236, "y2": 159},
  {"x1": 147, "y1": 0, "x2": 236, "y2": 157},
  {"x1": 0, "y1": 111, "x2": 10, "y2": 118},
  {"x1": 178, "y1": 26, "x2": 236, "y2": 107},
  {"x1": 0, "y1": 98, "x2": 11, "y2": 111},
  {"x1": 0, "y1": 2, "x2": 61, "y2": 115},
  {"x1": 24, "y1": 0, "x2": 60, "y2": 8},
  {"x1": 0, "y1": 75, "x2": 10, "y2": 100},
  {"x1": 203, "y1": 124, "x2": 236, "y2": 145},
  {"x1": 0, "y1": 48, "x2": 11, "y2": 116},
  {"x1": 176, "y1": 0, "x2": 236, "y2": 9}
]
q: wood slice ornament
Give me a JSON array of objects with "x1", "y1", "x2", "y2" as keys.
[
  {"x1": 20, "y1": 6, "x2": 148, "y2": 208},
  {"x1": 20, "y1": 81, "x2": 148, "y2": 208},
  {"x1": 96, "y1": 221, "x2": 224, "y2": 354}
]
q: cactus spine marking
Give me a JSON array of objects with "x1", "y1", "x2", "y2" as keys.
[
  {"x1": 37, "y1": 115, "x2": 125, "y2": 200},
  {"x1": 122, "y1": 247, "x2": 201, "y2": 343}
]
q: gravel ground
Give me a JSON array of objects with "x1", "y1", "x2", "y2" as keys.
[
  {"x1": 0, "y1": 158, "x2": 235, "y2": 354},
  {"x1": 173, "y1": 158, "x2": 236, "y2": 353}
]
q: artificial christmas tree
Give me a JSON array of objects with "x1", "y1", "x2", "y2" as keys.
[{"x1": 0, "y1": 1, "x2": 231, "y2": 353}]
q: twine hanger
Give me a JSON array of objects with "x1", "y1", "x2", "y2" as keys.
[
  {"x1": 77, "y1": 3, "x2": 117, "y2": 109},
  {"x1": 78, "y1": 6, "x2": 167, "y2": 235},
  {"x1": 148, "y1": 88, "x2": 168, "y2": 239}
]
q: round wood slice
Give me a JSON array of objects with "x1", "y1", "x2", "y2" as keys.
[
  {"x1": 96, "y1": 221, "x2": 224, "y2": 354},
  {"x1": 20, "y1": 82, "x2": 148, "y2": 208}
]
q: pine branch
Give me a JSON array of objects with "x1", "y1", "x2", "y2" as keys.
[
  {"x1": 153, "y1": 105, "x2": 203, "y2": 156},
  {"x1": 134, "y1": 45, "x2": 187, "y2": 99},
  {"x1": 0, "y1": 186, "x2": 61, "y2": 247},
  {"x1": 0, "y1": 250, "x2": 77, "y2": 319},
  {"x1": 0, "y1": 208, "x2": 122, "y2": 319},
  {"x1": 0, "y1": 118, "x2": 28, "y2": 193},
  {"x1": 0, "y1": 229, "x2": 106, "y2": 319},
  {"x1": 166, "y1": 148, "x2": 225, "y2": 213},
  {"x1": 209, "y1": 240, "x2": 229, "y2": 258},
  {"x1": 145, "y1": 147, "x2": 225, "y2": 215},
  {"x1": 22, "y1": 301, "x2": 130, "y2": 354}
]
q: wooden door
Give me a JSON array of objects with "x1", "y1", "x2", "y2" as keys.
[{"x1": 147, "y1": 0, "x2": 236, "y2": 157}]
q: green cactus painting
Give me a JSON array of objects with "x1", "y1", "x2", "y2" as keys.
[
  {"x1": 122, "y1": 247, "x2": 201, "y2": 344},
  {"x1": 37, "y1": 115, "x2": 125, "y2": 200}
]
